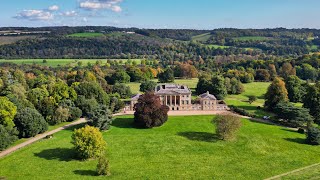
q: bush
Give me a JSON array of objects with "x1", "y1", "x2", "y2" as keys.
[
  {"x1": 88, "y1": 105, "x2": 113, "y2": 131},
  {"x1": 50, "y1": 106, "x2": 70, "y2": 125},
  {"x1": 229, "y1": 105, "x2": 255, "y2": 117},
  {"x1": 14, "y1": 108, "x2": 48, "y2": 138},
  {"x1": 96, "y1": 155, "x2": 111, "y2": 176},
  {"x1": 134, "y1": 92, "x2": 169, "y2": 128},
  {"x1": 306, "y1": 126, "x2": 320, "y2": 145},
  {"x1": 248, "y1": 95, "x2": 257, "y2": 104},
  {"x1": 298, "y1": 128, "x2": 305, "y2": 134},
  {"x1": 214, "y1": 115, "x2": 242, "y2": 141},
  {"x1": 71, "y1": 125, "x2": 107, "y2": 159},
  {"x1": 68, "y1": 107, "x2": 82, "y2": 122},
  {"x1": 0, "y1": 125, "x2": 18, "y2": 150}
]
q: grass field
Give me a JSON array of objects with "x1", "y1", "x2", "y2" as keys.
[
  {"x1": 0, "y1": 59, "x2": 142, "y2": 67},
  {"x1": 280, "y1": 164, "x2": 320, "y2": 179},
  {"x1": 233, "y1": 36, "x2": 271, "y2": 41},
  {"x1": 1, "y1": 115, "x2": 320, "y2": 179},
  {"x1": 67, "y1": 32, "x2": 105, "y2": 38},
  {"x1": 191, "y1": 33, "x2": 212, "y2": 42},
  {"x1": 206, "y1": 44, "x2": 230, "y2": 49}
]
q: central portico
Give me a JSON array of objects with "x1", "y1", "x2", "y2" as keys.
[{"x1": 155, "y1": 84, "x2": 192, "y2": 111}]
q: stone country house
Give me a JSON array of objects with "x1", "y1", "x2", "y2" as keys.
[{"x1": 126, "y1": 84, "x2": 228, "y2": 111}]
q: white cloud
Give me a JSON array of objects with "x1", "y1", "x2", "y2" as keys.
[
  {"x1": 79, "y1": 0, "x2": 123, "y2": 12},
  {"x1": 14, "y1": 10, "x2": 54, "y2": 21},
  {"x1": 61, "y1": 11, "x2": 78, "y2": 17},
  {"x1": 48, "y1": 5, "x2": 59, "y2": 11}
]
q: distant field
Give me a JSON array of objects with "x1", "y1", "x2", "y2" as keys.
[
  {"x1": 192, "y1": 33, "x2": 212, "y2": 42},
  {"x1": 0, "y1": 59, "x2": 142, "y2": 67},
  {"x1": 233, "y1": 36, "x2": 271, "y2": 41},
  {"x1": 67, "y1": 32, "x2": 104, "y2": 38},
  {"x1": 0, "y1": 35, "x2": 37, "y2": 45},
  {"x1": 206, "y1": 44, "x2": 230, "y2": 49}
]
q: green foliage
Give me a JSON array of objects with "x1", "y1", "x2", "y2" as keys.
[
  {"x1": 306, "y1": 126, "x2": 320, "y2": 145},
  {"x1": 255, "y1": 69, "x2": 270, "y2": 82},
  {"x1": 68, "y1": 107, "x2": 82, "y2": 122},
  {"x1": 109, "y1": 95, "x2": 125, "y2": 113},
  {"x1": 112, "y1": 83, "x2": 132, "y2": 99},
  {"x1": 0, "y1": 97, "x2": 17, "y2": 128},
  {"x1": 75, "y1": 96, "x2": 99, "y2": 116},
  {"x1": 158, "y1": 68, "x2": 174, "y2": 83},
  {"x1": 139, "y1": 80, "x2": 157, "y2": 92},
  {"x1": 248, "y1": 95, "x2": 257, "y2": 104},
  {"x1": 0, "y1": 125, "x2": 18, "y2": 150},
  {"x1": 71, "y1": 125, "x2": 107, "y2": 159},
  {"x1": 107, "y1": 70, "x2": 130, "y2": 84},
  {"x1": 274, "y1": 102, "x2": 313, "y2": 127},
  {"x1": 285, "y1": 75, "x2": 305, "y2": 102},
  {"x1": 264, "y1": 77, "x2": 288, "y2": 110},
  {"x1": 196, "y1": 74, "x2": 227, "y2": 100},
  {"x1": 225, "y1": 77, "x2": 245, "y2": 95},
  {"x1": 88, "y1": 104, "x2": 113, "y2": 131},
  {"x1": 75, "y1": 82, "x2": 110, "y2": 106},
  {"x1": 50, "y1": 106, "x2": 70, "y2": 125},
  {"x1": 229, "y1": 105, "x2": 255, "y2": 117},
  {"x1": 134, "y1": 92, "x2": 169, "y2": 128},
  {"x1": 96, "y1": 155, "x2": 111, "y2": 176},
  {"x1": 214, "y1": 115, "x2": 242, "y2": 141},
  {"x1": 14, "y1": 108, "x2": 48, "y2": 138},
  {"x1": 303, "y1": 83, "x2": 320, "y2": 124}
]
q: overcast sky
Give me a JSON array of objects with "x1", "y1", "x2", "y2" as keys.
[{"x1": 1, "y1": 0, "x2": 320, "y2": 29}]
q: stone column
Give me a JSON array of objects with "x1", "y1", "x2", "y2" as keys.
[
  {"x1": 170, "y1": 96, "x2": 172, "y2": 106},
  {"x1": 174, "y1": 96, "x2": 177, "y2": 106}
]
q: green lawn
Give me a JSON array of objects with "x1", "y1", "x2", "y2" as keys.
[
  {"x1": 206, "y1": 44, "x2": 230, "y2": 49},
  {"x1": 191, "y1": 33, "x2": 212, "y2": 42},
  {"x1": 0, "y1": 59, "x2": 142, "y2": 67},
  {"x1": 225, "y1": 82, "x2": 271, "y2": 117},
  {"x1": 280, "y1": 164, "x2": 320, "y2": 179},
  {"x1": 1, "y1": 115, "x2": 320, "y2": 179},
  {"x1": 67, "y1": 32, "x2": 105, "y2": 38}
]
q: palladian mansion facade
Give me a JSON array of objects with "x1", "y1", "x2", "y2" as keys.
[{"x1": 127, "y1": 84, "x2": 228, "y2": 111}]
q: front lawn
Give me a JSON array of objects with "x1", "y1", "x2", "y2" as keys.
[{"x1": 0, "y1": 115, "x2": 319, "y2": 179}]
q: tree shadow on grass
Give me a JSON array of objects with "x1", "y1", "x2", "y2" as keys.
[
  {"x1": 65, "y1": 123, "x2": 87, "y2": 132},
  {"x1": 281, "y1": 128, "x2": 298, "y2": 133},
  {"x1": 177, "y1": 132, "x2": 219, "y2": 142},
  {"x1": 284, "y1": 138, "x2": 307, "y2": 145},
  {"x1": 73, "y1": 170, "x2": 97, "y2": 176},
  {"x1": 112, "y1": 117, "x2": 144, "y2": 129},
  {"x1": 34, "y1": 148, "x2": 76, "y2": 162}
]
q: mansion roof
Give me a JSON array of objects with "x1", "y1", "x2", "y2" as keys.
[
  {"x1": 154, "y1": 84, "x2": 191, "y2": 95},
  {"x1": 198, "y1": 91, "x2": 217, "y2": 100}
]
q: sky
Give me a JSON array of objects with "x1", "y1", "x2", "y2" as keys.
[{"x1": 1, "y1": 0, "x2": 320, "y2": 29}]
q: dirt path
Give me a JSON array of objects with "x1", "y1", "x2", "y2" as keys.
[{"x1": 0, "y1": 118, "x2": 87, "y2": 158}]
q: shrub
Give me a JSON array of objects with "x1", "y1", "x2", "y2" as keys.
[
  {"x1": 96, "y1": 155, "x2": 111, "y2": 176},
  {"x1": 229, "y1": 105, "x2": 255, "y2": 118},
  {"x1": 50, "y1": 106, "x2": 70, "y2": 125},
  {"x1": 68, "y1": 107, "x2": 82, "y2": 122},
  {"x1": 298, "y1": 128, "x2": 305, "y2": 134},
  {"x1": 306, "y1": 126, "x2": 320, "y2": 145},
  {"x1": 71, "y1": 125, "x2": 107, "y2": 159},
  {"x1": 88, "y1": 105, "x2": 113, "y2": 131},
  {"x1": 0, "y1": 125, "x2": 18, "y2": 150},
  {"x1": 14, "y1": 108, "x2": 48, "y2": 138},
  {"x1": 134, "y1": 92, "x2": 169, "y2": 128},
  {"x1": 214, "y1": 115, "x2": 242, "y2": 141},
  {"x1": 248, "y1": 95, "x2": 257, "y2": 104}
]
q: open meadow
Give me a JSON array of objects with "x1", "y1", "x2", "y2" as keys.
[{"x1": 0, "y1": 115, "x2": 319, "y2": 179}]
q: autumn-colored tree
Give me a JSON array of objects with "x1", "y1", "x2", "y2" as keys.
[
  {"x1": 268, "y1": 64, "x2": 277, "y2": 79},
  {"x1": 264, "y1": 77, "x2": 288, "y2": 110},
  {"x1": 134, "y1": 92, "x2": 169, "y2": 128},
  {"x1": 280, "y1": 62, "x2": 296, "y2": 79}
]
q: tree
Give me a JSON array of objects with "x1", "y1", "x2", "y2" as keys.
[
  {"x1": 75, "y1": 82, "x2": 110, "y2": 106},
  {"x1": 248, "y1": 96, "x2": 257, "y2": 104},
  {"x1": 97, "y1": 155, "x2": 111, "y2": 176},
  {"x1": 158, "y1": 68, "x2": 174, "y2": 83},
  {"x1": 280, "y1": 62, "x2": 296, "y2": 79},
  {"x1": 107, "y1": 70, "x2": 130, "y2": 84},
  {"x1": 255, "y1": 69, "x2": 270, "y2": 82},
  {"x1": 264, "y1": 77, "x2": 288, "y2": 110},
  {"x1": 76, "y1": 96, "x2": 99, "y2": 116},
  {"x1": 140, "y1": 81, "x2": 157, "y2": 92},
  {"x1": 285, "y1": 75, "x2": 305, "y2": 102},
  {"x1": 303, "y1": 83, "x2": 320, "y2": 124},
  {"x1": 50, "y1": 106, "x2": 70, "y2": 125},
  {"x1": 134, "y1": 92, "x2": 169, "y2": 128},
  {"x1": 0, "y1": 125, "x2": 18, "y2": 150},
  {"x1": 112, "y1": 83, "x2": 132, "y2": 99},
  {"x1": 196, "y1": 74, "x2": 227, "y2": 99},
  {"x1": 14, "y1": 108, "x2": 48, "y2": 138},
  {"x1": 214, "y1": 115, "x2": 242, "y2": 141},
  {"x1": 274, "y1": 102, "x2": 313, "y2": 127},
  {"x1": 306, "y1": 126, "x2": 320, "y2": 145},
  {"x1": 88, "y1": 105, "x2": 113, "y2": 131},
  {"x1": 71, "y1": 125, "x2": 107, "y2": 159},
  {"x1": 0, "y1": 97, "x2": 17, "y2": 128}
]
